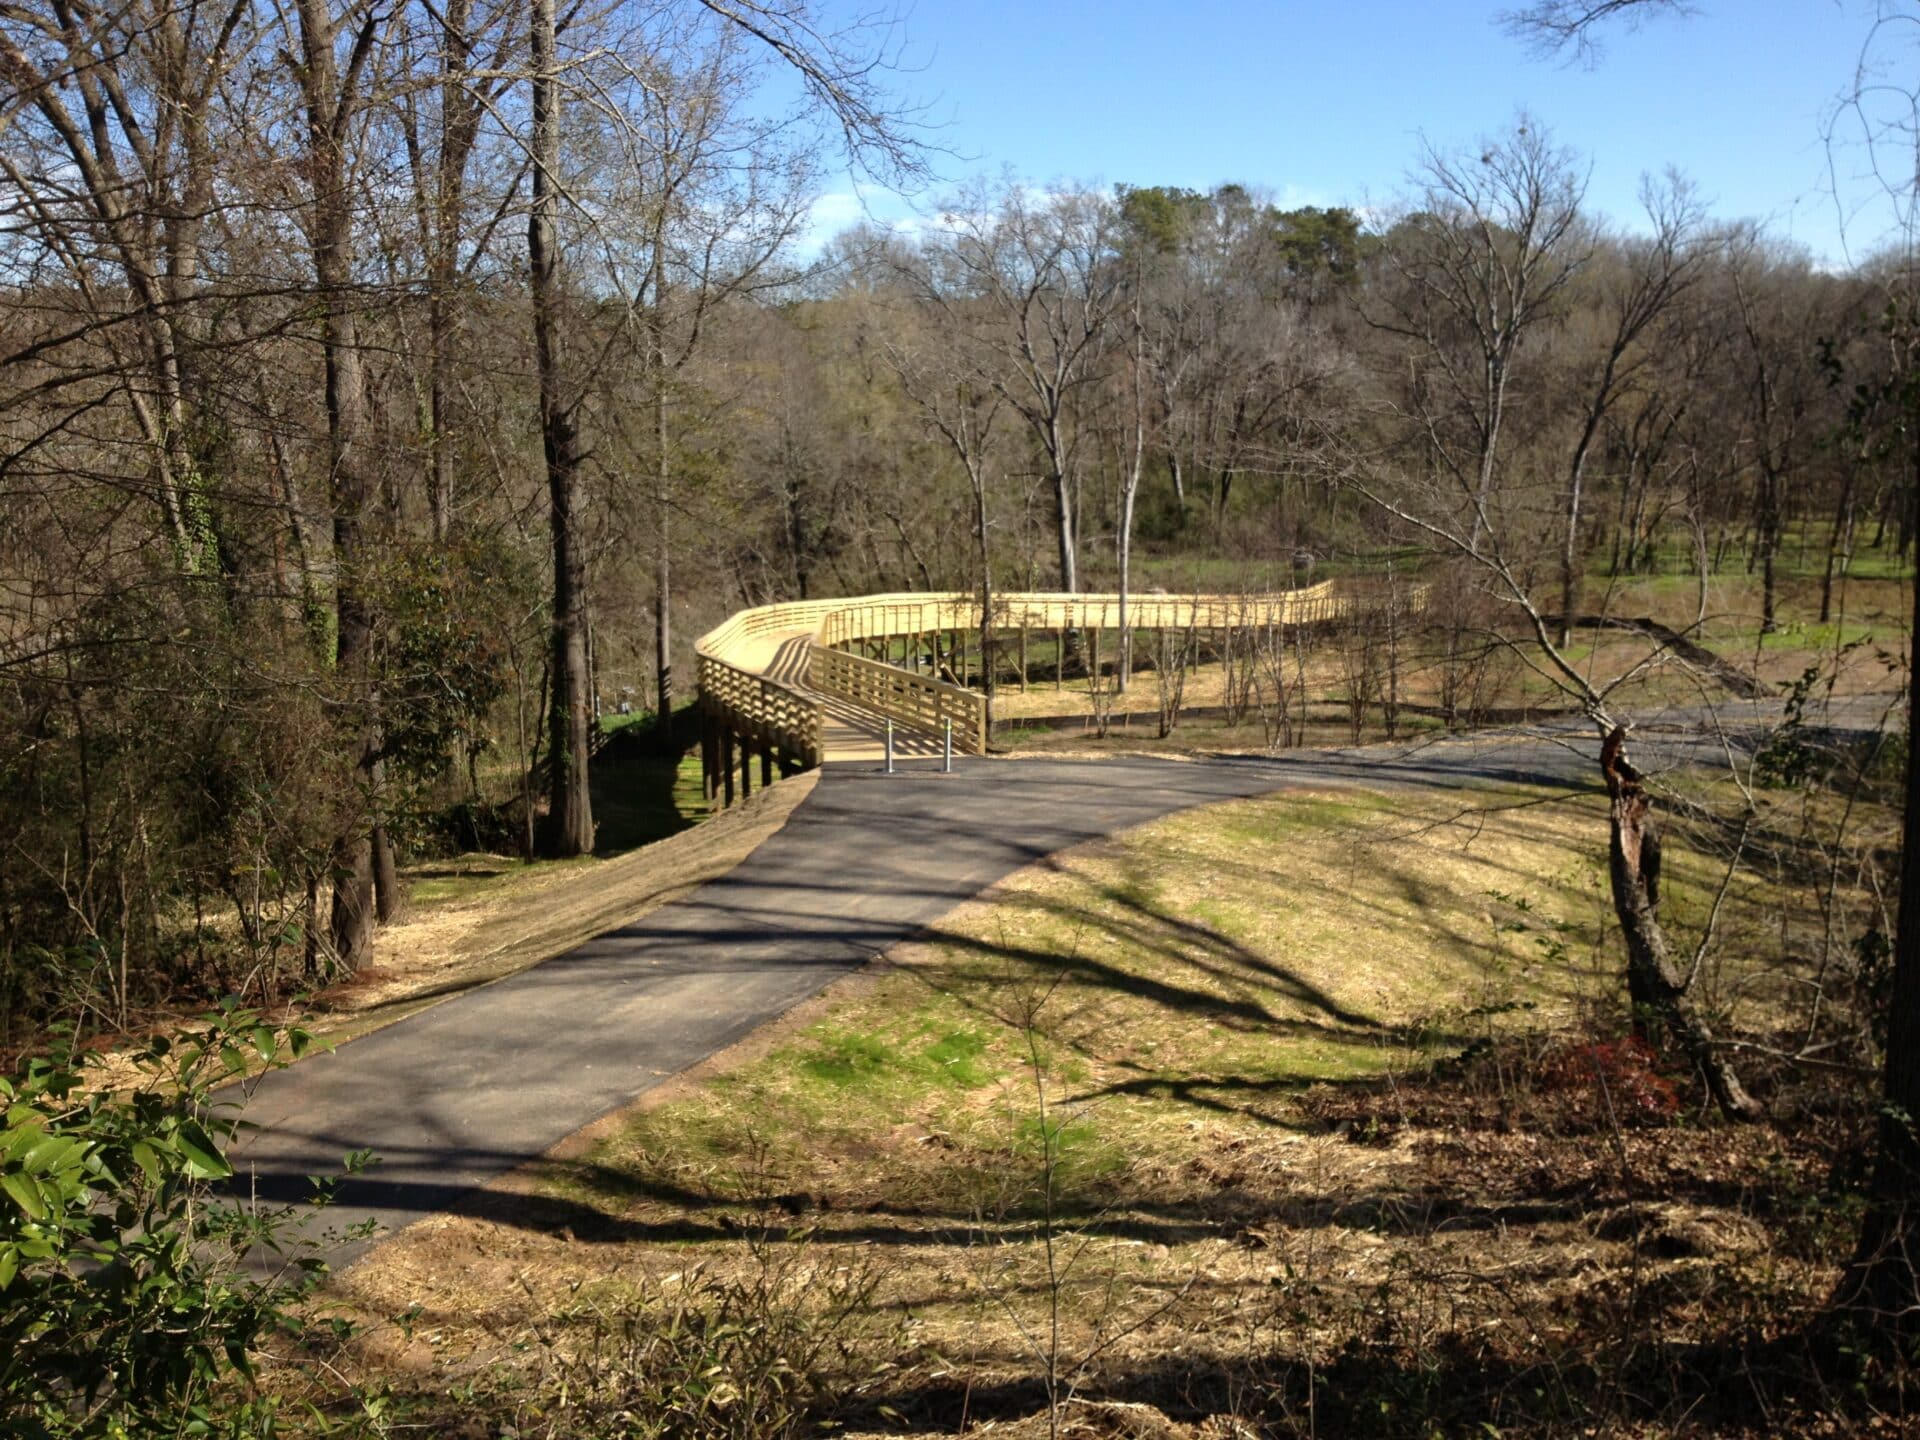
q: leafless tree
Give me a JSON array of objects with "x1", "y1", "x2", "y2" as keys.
[
  {"x1": 1347, "y1": 121, "x2": 1761, "y2": 1121},
  {"x1": 931, "y1": 182, "x2": 1125, "y2": 593},
  {"x1": 1550, "y1": 174, "x2": 1710, "y2": 642},
  {"x1": 882, "y1": 307, "x2": 1008, "y2": 730},
  {"x1": 527, "y1": 0, "x2": 593, "y2": 857}
]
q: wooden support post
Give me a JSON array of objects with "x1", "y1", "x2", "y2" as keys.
[
  {"x1": 1020, "y1": 625, "x2": 1029, "y2": 692},
  {"x1": 740, "y1": 739, "x2": 753, "y2": 800},
  {"x1": 721, "y1": 729, "x2": 735, "y2": 807},
  {"x1": 760, "y1": 745, "x2": 773, "y2": 788},
  {"x1": 1091, "y1": 626, "x2": 1102, "y2": 689},
  {"x1": 959, "y1": 630, "x2": 968, "y2": 688},
  {"x1": 1056, "y1": 628, "x2": 1064, "y2": 690}
]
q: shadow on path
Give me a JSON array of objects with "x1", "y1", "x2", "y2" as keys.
[{"x1": 226, "y1": 721, "x2": 1821, "y2": 1272}]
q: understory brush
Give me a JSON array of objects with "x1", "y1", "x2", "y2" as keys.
[{"x1": 0, "y1": 1007, "x2": 362, "y2": 1438}]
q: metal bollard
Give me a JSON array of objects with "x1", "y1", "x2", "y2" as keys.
[
  {"x1": 885, "y1": 718, "x2": 895, "y2": 774},
  {"x1": 943, "y1": 717, "x2": 953, "y2": 774}
]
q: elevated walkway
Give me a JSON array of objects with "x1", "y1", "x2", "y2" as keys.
[
  {"x1": 693, "y1": 583, "x2": 1421, "y2": 803},
  {"x1": 763, "y1": 635, "x2": 947, "y2": 761}
]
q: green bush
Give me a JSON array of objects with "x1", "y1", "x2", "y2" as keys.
[{"x1": 1, "y1": 1008, "x2": 332, "y2": 1437}]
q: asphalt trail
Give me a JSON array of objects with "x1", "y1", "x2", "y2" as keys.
[{"x1": 224, "y1": 705, "x2": 1882, "y2": 1271}]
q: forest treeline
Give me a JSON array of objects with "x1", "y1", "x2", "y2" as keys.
[{"x1": 1, "y1": 0, "x2": 1915, "y2": 1041}]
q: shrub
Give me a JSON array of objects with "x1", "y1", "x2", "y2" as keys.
[
  {"x1": 1, "y1": 1007, "x2": 330, "y2": 1437},
  {"x1": 1537, "y1": 1036, "x2": 1682, "y2": 1126}
]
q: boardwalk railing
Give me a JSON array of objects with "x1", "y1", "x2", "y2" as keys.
[
  {"x1": 807, "y1": 581, "x2": 1400, "y2": 648},
  {"x1": 695, "y1": 582, "x2": 1423, "y2": 780},
  {"x1": 808, "y1": 644, "x2": 988, "y2": 754},
  {"x1": 696, "y1": 650, "x2": 823, "y2": 767}
]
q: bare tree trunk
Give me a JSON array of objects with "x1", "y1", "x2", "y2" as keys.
[
  {"x1": 293, "y1": 0, "x2": 379, "y2": 969},
  {"x1": 1559, "y1": 444, "x2": 1592, "y2": 647},
  {"x1": 1821, "y1": 450, "x2": 1861, "y2": 624},
  {"x1": 531, "y1": 0, "x2": 593, "y2": 858},
  {"x1": 653, "y1": 246, "x2": 674, "y2": 728},
  {"x1": 426, "y1": 0, "x2": 481, "y2": 543},
  {"x1": 1759, "y1": 478, "x2": 1780, "y2": 633},
  {"x1": 1051, "y1": 454, "x2": 1078, "y2": 593},
  {"x1": 1834, "y1": 432, "x2": 1920, "y2": 1338},
  {"x1": 1600, "y1": 727, "x2": 1760, "y2": 1122},
  {"x1": 1116, "y1": 309, "x2": 1146, "y2": 693},
  {"x1": 370, "y1": 737, "x2": 400, "y2": 922},
  {"x1": 371, "y1": 824, "x2": 400, "y2": 921},
  {"x1": 975, "y1": 476, "x2": 994, "y2": 732}
]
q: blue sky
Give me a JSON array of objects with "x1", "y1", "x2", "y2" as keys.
[{"x1": 799, "y1": 1, "x2": 1902, "y2": 265}]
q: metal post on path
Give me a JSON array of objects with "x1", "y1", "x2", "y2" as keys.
[
  {"x1": 943, "y1": 717, "x2": 952, "y2": 774},
  {"x1": 885, "y1": 718, "x2": 894, "y2": 774}
]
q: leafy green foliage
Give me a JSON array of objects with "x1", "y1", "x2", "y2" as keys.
[
  {"x1": 1114, "y1": 183, "x2": 1365, "y2": 287},
  {"x1": 1755, "y1": 660, "x2": 1832, "y2": 790},
  {"x1": 0, "y1": 1007, "x2": 334, "y2": 1437},
  {"x1": 375, "y1": 536, "x2": 518, "y2": 788}
]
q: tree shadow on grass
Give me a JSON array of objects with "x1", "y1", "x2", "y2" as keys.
[
  {"x1": 590, "y1": 720, "x2": 705, "y2": 856},
  {"x1": 829, "y1": 1323, "x2": 1901, "y2": 1437}
]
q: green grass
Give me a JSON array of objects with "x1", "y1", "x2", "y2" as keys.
[
  {"x1": 404, "y1": 861, "x2": 518, "y2": 906},
  {"x1": 797, "y1": 1022, "x2": 995, "y2": 1094},
  {"x1": 589, "y1": 720, "x2": 711, "y2": 855},
  {"x1": 1753, "y1": 617, "x2": 1882, "y2": 651},
  {"x1": 542, "y1": 783, "x2": 1645, "y2": 1227}
]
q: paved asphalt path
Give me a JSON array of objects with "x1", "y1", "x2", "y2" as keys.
[{"x1": 224, "y1": 700, "x2": 1887, "y2": 1271}]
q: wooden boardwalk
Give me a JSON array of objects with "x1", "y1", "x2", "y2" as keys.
[
  {"x1": 761, "y1": 634, "x2": 948, "y2": 761},
  {"x1": 693, "y1": 584, "x2": 1425, "y2": 788}
]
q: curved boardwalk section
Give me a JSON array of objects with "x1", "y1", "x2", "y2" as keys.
[{"x1": 694, "y1": 583, "x2": 1411, "y2": 795}]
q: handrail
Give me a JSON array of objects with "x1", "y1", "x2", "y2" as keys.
[
  {"x1": 695, "y1": 582, "x2": 1423, "y2": 766},
  {"x1": 807, "y1": 644, "x2": 987, "y2": 754}
]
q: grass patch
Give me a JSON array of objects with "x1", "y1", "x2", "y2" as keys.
[{"x1": 292, "y1": 769, "x2": 1877, "y2": 1439}]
